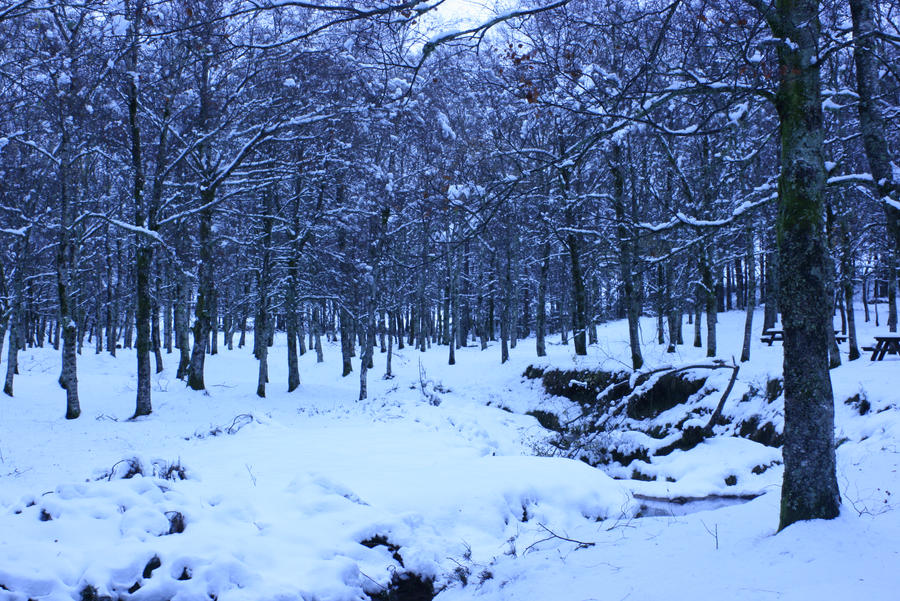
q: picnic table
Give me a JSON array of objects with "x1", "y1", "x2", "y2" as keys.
[
  {"x1": 761, "y1": 328, "x2": 848, "y2": 347},
  {"x1": 761, "y1": 328, "x2": 784, "y2": 346},
  {"x1": 870, "y1": 335, "x2": 900, "y2": 361}
]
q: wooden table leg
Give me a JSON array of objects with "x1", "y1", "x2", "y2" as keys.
[{"x1": 871, "y1": 342, "x2": 882, "y2": 361}]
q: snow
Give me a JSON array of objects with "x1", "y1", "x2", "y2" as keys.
[
  {"x1": 728, "y1": 102, "x2": 748, "y2": 125},
  {"x1": 436, "y1": 111, "x2": 456, "y2": 140},
  {"x1": 1, "y1": 309, "x2": 899, "y2": 600},
  {"x1": 827, "y1": 172, "x2": 874, "y2": 185}
]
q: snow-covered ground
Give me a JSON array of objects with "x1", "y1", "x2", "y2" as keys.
[{"x1": 1, "y1": 310, "x2": 898, "y2": 600}]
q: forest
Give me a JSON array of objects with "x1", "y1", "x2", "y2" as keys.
[{"x1": 1, "y1": 1, "x2": 900, "y2": 599}]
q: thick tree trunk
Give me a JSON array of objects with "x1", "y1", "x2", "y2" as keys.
[{"x1": 773, "y1": 0, "x2": 841, "y2": 529}]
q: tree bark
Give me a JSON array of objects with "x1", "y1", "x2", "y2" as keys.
[
  {"x1": 612, "y1": 142, "x2": 643, "y2": 369},
  {"x1": 770, "y1": 0, "x2": 841, "y2": 530},
  {"x1": 699, "y1": 249, "x2": 717, "y2": 357},
  {"x1": 740, "y1": 227, "x2": 757, "y2": 362},
  {"x1": 536, "y1": 241, "x2": 550, "y2": 357},
  {"x1": 849, "y1": 0, "x2": 900, "y2": 255},
  {"x1": 188, "y1": 204, "x2": 215, "y2": 391}
]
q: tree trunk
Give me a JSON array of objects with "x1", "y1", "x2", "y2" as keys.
[
  {"x1": 567, "y1": 232, "x2": 587, "y2": 356},
  {"x1": 134, "y1": 245, "x2": 153, "y2": 416},
  {"x1": 693, "y1": 300, "x2": 702, "y2": 348},
  {"x1": 151, "y1": 289, "x2": 163, "y2": 374},
  {"x1": 256, "y1": 194, "x2": 275, "y2": 397},
  {"x1": 127, "y1": 3, "x2": 152, "y2": 417},
  {"x1": 188, "y1": 205, "x2": 215, "y2": 391},
  {"x1": 536, "y1": 241, "x2": 549, "y2": 357},
  {"x1": 772, "y1": 0, "x2": 841, "y2": 530},
  {"x1": 612, "y1": 142, "x2": 643, "y2": 369},
  {"x1": 314, "y1": 305, "x2": 324, "y2": 363},
  {"x1": 740, "y1": 227, "x2": 757, "y2": 362},
  {"x1": 699, "y1": 249, "x2": 717, "y2": 357},
  {"x1": 210, "y1": 297, "x2": 219, "y2": 355},
  {"x1": 340, "y1": 307, "x2": 353, "y2": 377},
  {"x1": 888, "y1": 253, "x2": 898, "y2": 333},
  {"x1": 763, "y1": 245, "x2": 779, "y2": 331},
  {"x1": 448, "y1": 245, "x2": 457, "y2": 366},
  {"x1": 849, "y1": 0, "x2": 900, "y2": 255},
  {"x1": 844, "y1": 260, "x2": 860, "y2": 361},
  {"x1": 106, "y1": 238, "x2": 117, "y2": 357},
  {"x1": 285, "y1": 259, "x2": 301, "y2": 391},
  {"x1": 3, "y1": 310, "x2": 18, "y2": 397},
  {"x1": 862, "y1": 269, "x2": 870, "y2": 322},
  {"x1": 385, "y1": 311, "x2": 394, "y2": 379},
  {"x1": 657, "y1": 264, "x2": 666, "y2": 345},
  {"x1": 164, "y1": 292, "x2": 173, "y2": 354},
  {"x1": 174, "y1": 268, "x2": 191, "y2": 380}
]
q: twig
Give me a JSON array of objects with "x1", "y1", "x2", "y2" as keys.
[
  {"x1": 524, "y1": 523, "x2": 596, "y2": 554},
  {"x1": 700, "y1": 519, "x2": 719, "y2": 550},
  {"x1": 226, "y1": 413, "x2": 254, "y2": 434}
]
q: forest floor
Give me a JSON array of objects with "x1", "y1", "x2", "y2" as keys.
[{"x1": 1, "y1": 310, "x2": 899, "y2": 601}]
